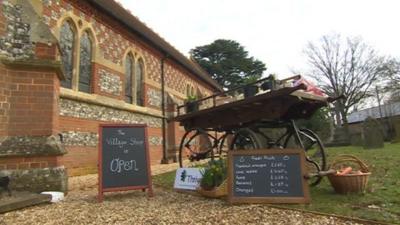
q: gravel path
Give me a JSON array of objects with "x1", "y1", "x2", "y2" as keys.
[
  {"x1": 1, "y1": 187, "x2": 365, "y2": 225},
  {"x1": 0, "y1": 164, "x2": 368, "y2": 224}
]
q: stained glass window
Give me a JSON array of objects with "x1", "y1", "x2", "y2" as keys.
[
  {"x1": 135, "y1": 59, "x2": 144, "y2": 106},
  {"x1": 79, "y1": 31, "x2": 92, "y2": 93},
  {"x1": 125, "y1": 54, "x2": 134, "y2": 103},
  {"x1": 60, "y1": 21, "x2": 74, "y2": 89}
]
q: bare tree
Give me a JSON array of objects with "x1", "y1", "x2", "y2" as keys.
[
  {"x1": 304, "y1": 34, "x2": 387, "y2": 126},
  {"x1": 381, "y1": 58, "x2": 400, "y2": 103}
]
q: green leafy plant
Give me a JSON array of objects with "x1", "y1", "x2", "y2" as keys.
[
  {"x1": 186, "y1": 95, "x2": 197, "y2": 102},
  {"x1": 200, "y1": 159, "x2": 227, "y2": 190},
  {"x1": 185, "y1": 95, "x2": 199, "y2": 113}
]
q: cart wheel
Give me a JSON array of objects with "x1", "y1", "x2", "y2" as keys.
[
  {"x1": 284, "y1": 129, "x2": 326, "y2": 186},
  {"x1": 229, "y1": 128, "x2": 265, "y2": 150},
  {"x1": 218, "y1": 132, "x2": 233, "y2": 156},
  {"x1": 179, "y1": 129, "x2": 215, "y2": 168}
]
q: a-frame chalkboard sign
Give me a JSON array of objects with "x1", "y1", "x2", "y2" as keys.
[
  {"x1": 228, "y1": 149, "x2": 310, "y2": 204},
  {"x1": 98, "y1": 124, "x2": 153, "y2": 202}
]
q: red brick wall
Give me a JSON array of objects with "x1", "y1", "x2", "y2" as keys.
[
  {"x1": 0, "y1": 156, "x2": 62, "y2": 171},
  {"x1": 7, "y1": 69, "x2": 59, "y2": 136},
  {"x1": 0, "y1": 63, "x2": 60, "y2": 137},
  {"x1": 0, "y1": 65, "x2": 10, "y2": 136},
  {"x1": 35, "y1": 43, "x2": 57, "y2": 60}
]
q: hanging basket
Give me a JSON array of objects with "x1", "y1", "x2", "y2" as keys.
[
  {"x1": 327, "y1": 155, "x2": 371, "y2": 194},
  {"x1": 197, "y1": 180, "x2": 227, "y2": 198}
]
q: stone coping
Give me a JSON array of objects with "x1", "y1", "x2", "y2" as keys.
[
  {"x1": 0, "y1": 192, "x2": 51, "y2": 214},
  {"x1": 0, "y1": 58, "x2": 65, "y2": 80},
  {"x1": 0, "y1": 135, "x2": 66, "y2": 158}
]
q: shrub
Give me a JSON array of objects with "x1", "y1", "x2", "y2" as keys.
[{"x1": 200, "y1": 159, "x2": 227, "y2": 190}]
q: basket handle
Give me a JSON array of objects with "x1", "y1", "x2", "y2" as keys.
[{"x1": 330, "y1": 154, "x2": 369, "y2": 173}]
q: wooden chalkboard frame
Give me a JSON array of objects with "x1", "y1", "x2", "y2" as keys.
[
  {"x1": 227, "y1": 148, "x2": 310, "y2": 204},
  {"x1": 98, "y1": 124, "x2": 153, "y2": 202}
]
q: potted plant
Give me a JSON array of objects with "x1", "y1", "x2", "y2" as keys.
[
  {"x1": 243, "y1": 77, "x2": 259, "y2": 98},
  {"x1": 243, "y1": 85, "x2": 259, "y2": 98},
  {"x1": 198, "y1": 159, "x2": 227, "y2": 197},
  {"x1": 185, "y1": 95, "x2": 199, "y2": 113},
  {"x1": 261, "y1": 74, "x2": 277, "y2": 91}
]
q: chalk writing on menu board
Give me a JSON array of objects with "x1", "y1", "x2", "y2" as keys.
[
  {"x1": 106, "y1": 134, "x2": 144, "y2": 173},
  {"x1": 233, "y1": 154, "x2": 303, "y2": 197},
  {"x1": 228, "y1": 149, "x2": 310, "y2": 204}
]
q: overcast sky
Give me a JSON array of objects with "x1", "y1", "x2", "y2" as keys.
[{"x1": 118, "y1": 0, "x2": 400, "y2": 78}]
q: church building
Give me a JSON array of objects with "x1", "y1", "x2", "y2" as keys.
[{"x1": 0, "y1": 0, "x2": 221, "y2": 192}]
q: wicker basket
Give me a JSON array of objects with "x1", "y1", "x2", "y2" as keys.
[
  {"x1": 327, "y1": 155, "x2": 371, "y2": 194},
  {"x1": 197, "y1": 180, "x2": 227, "y2": 198}
]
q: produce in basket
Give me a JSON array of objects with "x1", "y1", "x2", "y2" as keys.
[
  {"x1": 328, "y1": 155, "x2": 371, "y2": 194},
  {"x1": 336, "y1": 167, "x2": 365, "y2": 176},
  {"x1": 337, "y1": 167, "x2": 352, "y2": 175}
]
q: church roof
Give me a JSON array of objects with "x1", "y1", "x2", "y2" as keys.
[{"x1": 88, "y1": 0, "x2": 223, "y2": 92}]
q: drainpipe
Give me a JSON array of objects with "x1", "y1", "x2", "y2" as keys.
[{"x1": 161, "y1": 54, "x2": 168, "y2": 164}]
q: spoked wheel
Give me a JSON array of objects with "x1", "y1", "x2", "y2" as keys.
[
  {"x1": 218, "y1": 132, "x2": 234, "y2": 157},
  {"x1": 179, "y1": 128, "x2": 215, "y2": 168},
  {"x1": 284, "y1": 128, "x2": 326, "y2": 186},
  {"x1": 229, "y1": 128, "x2": 265, "y2": 150}
]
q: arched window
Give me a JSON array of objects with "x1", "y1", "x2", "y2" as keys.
[
  {"x1": 186, "y1": 84, "x2": 191, "y2": 97},
  {"x1": 186, "y1": 84, "x2": 195, "y2": 98},
  {"x1": 125, "y1": 54, "x2": 134, "y2": 103},
  {"x1": 191, "y1": 86, "x2": 195, "y2": 96},
  {"x1": 59, "y1": 21, "x2": 75, "y2": 89},
  {"x1": 78, "y1": 31, "x2": 93, "y2": 93},
  {"x1": 135, "y1": 59, "x2": 144, "y2": 106}
]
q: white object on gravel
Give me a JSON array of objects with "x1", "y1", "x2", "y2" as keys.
[{"x1": 41, "y1": 191, "x2": 64, "y2": 203}]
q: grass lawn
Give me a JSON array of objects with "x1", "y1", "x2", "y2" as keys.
[{"x1": 153, "y1": 142, "x2": 400, "y2": 224}]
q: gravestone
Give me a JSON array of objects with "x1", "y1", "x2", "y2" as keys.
[
  {"x1": 391, "y1": 118, "x2": 400, "y2": 143},
  {"x1": 325, "y1": 126, "x2": 350, "y2": 147},
  {"x1": 350, "y1": 132, "x2": 363, "y2": 146},
  {"x1": 362, "y1": 117, "x2": 384, "y2": 149}
]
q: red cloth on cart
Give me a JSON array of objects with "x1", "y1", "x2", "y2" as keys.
[{"x1": 293, "y1": 77, "x2": 324, "y2": 96}]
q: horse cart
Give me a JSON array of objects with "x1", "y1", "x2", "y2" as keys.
[{"x1": 173, "y1": 76, "x2": 339, "y2": 186}]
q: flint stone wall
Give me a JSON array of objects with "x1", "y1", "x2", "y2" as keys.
[
  {"x1": 60, "y1": 131, "x2": 161, "y2": 147},
  {"x1": 98, "y1": 69, "x2": 122, "y2": 96},
  {"x1": 0, "y1": 1, "x2": 34, "y2": 59},
  {"x1": 60, "y1": 98, "x2": 162, "y2": 128},
  {"x1": 149, "y1": 136, "x2": 162, "y2": 146},
  {"x1": 60, "y1": 131, "x2": 98, "y2": 147},
  {"x1": 147, "y1": 87, "x2": 162, "y2": 108}
]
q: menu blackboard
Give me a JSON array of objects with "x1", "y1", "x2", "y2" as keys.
[
  {"x1": 98, "y1": 124, "x2": 153, "y2": 202},
  {"x1": 228, "y1": 149, "x2": 310, "y2": 204}
]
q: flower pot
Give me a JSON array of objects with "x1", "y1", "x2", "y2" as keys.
[
  {"x1": 261, "y1": 80, "x2": 276, "y2": 91},
  {"x1": 186, "y1": 101, "x2": 199, "y2": 113},
  {"x1": 197, "y1": 180, "x2": 227, "y2": 198},
  {"x1": 243, "y1": 85, "x2": 259, "y2": 98}
]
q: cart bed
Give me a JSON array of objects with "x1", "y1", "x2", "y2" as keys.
[{"x1": 174, "y1": 85, "x2": 329, "y2": 131}]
